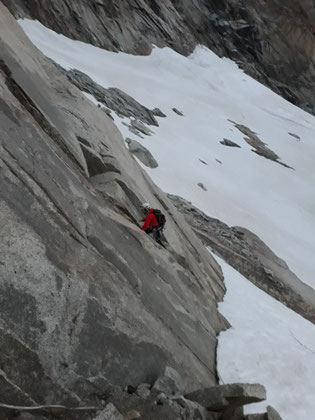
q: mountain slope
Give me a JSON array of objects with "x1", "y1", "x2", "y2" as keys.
[
  {"x1": 18, "y1": 18, "x2": 315, "y2": 419},
  {"x1": 0, "y1": 3, "x2": 228, "y2": 412},
  {"x1": 4, "y1": 0, "x2": 315, "y2": 114}
]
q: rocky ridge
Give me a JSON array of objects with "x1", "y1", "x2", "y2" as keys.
[
  {"x1": 3, "y1": 0, "x2": 315, "y2": 113},
  {"x1": 168, "y1": 194, "x2": 315, "y2": 324}
]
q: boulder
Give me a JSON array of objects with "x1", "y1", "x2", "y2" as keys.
[
  {"x1": 185, "y1": 383, "x2": 266, "y2": 411},
  {"x1": 136, "y1": 383, "x2": 151, "y2": 399},
  {"x1": 126, "y1": 138, "x2": 158, "y2": 168},
  {"x1": 172, "y1": 396, "x2": 208, "y2": 420},
  {"x1": 152, "y1": 367, "x2": 184, "y2": 397}
]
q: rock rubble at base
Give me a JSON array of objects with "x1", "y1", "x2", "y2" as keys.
[{"x1": 87, "y1": 371, "x2": 282, "y2": 420}]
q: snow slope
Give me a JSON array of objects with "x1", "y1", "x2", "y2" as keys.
[
  {"x1": 18, "y1": 20, "x2": 315, "y2": 419},
  {"x1": 19, "y1": 19, "x2": 315, "y2": 290},
  {"x1": 215, "y1": 254, "x2": 315, "y2": 420}
]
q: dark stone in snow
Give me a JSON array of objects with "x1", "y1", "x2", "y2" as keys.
[
  {"x1": 172, "y1": 108, "x2": 184, "y2": 116},
  {"x1": 288, "y1": 132, "x2": 300, "y2": 141},
  {"x1": 199, "y1": 159, "x2": 208, "y2": 165},
  {"x1": 220, "y1": 139, "x2": 241, "y2": 148},
  {"x1": 197, "y1": 183, "x2": 207, "y2": 191}
]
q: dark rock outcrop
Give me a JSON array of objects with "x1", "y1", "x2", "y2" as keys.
[
  {"x1": 4, "y1": 0, "x2": 315, "y2": 113},
  {"x1": 58, "y1": 67, "x2": 159, "y2": 126},
  {"x1": 220, "y1": 139, "x2": 241, "y2": 148},
  {"x1": 168, "y1": 194, "x2": 315, "y2": 324},
  {"x1": 0, "y1": 3, "x2": 227, "y2": 414},
  {"x1": 229, "y1": 121, "x2": 292, "y2": 169}
]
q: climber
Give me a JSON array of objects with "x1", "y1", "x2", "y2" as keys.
[{"x1": 140, "y1": 202, "x2": 166, "y2": 245}]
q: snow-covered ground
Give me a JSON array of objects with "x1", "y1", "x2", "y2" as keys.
[
  {"x1": 215, "y1": 254, "x2": 315, "y2": 420},
  {"x1": 19, "y1": 20, "x2": 315, "y2": 419}
]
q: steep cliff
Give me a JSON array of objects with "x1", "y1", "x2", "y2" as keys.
[
  {"x1": 3, "y1": 0, "x2": 315, "y2": 113},
  {"x1": 0, "y1": 2, "x2": 227, "y2": 414}
]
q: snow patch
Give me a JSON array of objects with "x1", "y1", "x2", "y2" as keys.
[{"x1": 215, "y1": 254, "x2": 315, "y2": 420}]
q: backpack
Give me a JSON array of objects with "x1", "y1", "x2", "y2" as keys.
[{"x1": 152, "y1": 209, "x2": 166, "y2": 228}]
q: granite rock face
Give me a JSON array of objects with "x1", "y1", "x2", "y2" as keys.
[
  {"x1": 0, "y1": 2, "x2": 227, "y2": 413},
  {"x1": 4, "y1": 0, "x2": 315, "y2": 113}
]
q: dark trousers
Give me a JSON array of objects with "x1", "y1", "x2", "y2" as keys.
[{"x1": 145, "y1": 227, "x2": 163, "y2": 243}]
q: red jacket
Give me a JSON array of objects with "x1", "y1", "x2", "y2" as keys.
[{"x1": 141, "y1": 209, "x2": 159, "y2": 231}]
